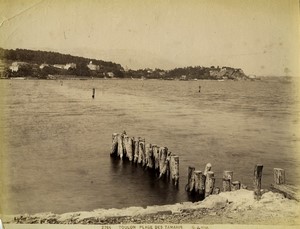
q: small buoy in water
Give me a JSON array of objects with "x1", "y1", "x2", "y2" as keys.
[{"x1": 199, "y1": 85, "x2": 201, "y2": 93}]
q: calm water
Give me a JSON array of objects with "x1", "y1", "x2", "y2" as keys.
[{"x1": 1, "y1": 78, "x2": 299, "y2": 214}]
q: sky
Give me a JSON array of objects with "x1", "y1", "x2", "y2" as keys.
[{"x1": 0, "y1": 0, "x2": 299, "y2": 76}]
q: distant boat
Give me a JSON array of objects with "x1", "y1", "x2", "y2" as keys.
[{"x1": 218, "y1": 79, "x2": 225, "y2": 82}]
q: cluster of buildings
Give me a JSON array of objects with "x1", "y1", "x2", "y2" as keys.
[
  {"x1": 5, "y1": 60, "x2": 116, "y2": 78},
  {"x1": 8, "y1": 61, "x2": 78, "y2": 72}
]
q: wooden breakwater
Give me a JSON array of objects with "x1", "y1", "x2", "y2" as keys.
[
  {"x1": 109, "y1": 132, "x2": 298, "y2": 202},
  {"x1": 186, "y1": 163, "x2": 299, "y2": 202},
  {"x1": 110, "y1": 131, "x2": 179, "y2": 186},
  {"x1": 270, "y1": 168, "x2": 299, "y2": 201},
  {"x1": 185, "y1": 163, "x2": 244, "y2": 200}
]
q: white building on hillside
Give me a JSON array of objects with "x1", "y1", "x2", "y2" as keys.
[
  {"x1": 53, "y1": 64, "x2": 65, "y2": 69},
  {"x1": 87, "y1": 61, "x2": 100, "y2": 71},
  {"x1": 9, "y1": 62, "x2": 28, "y2": 72},
  {"x1": 65, "y1": 63, "x2": 76, "y2": 70}
]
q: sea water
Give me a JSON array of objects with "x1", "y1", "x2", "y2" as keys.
[{"x1": 0, "y1": 78, "x2": 299, "y2": 214}]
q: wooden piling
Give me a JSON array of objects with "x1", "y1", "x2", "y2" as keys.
[
  {"x1": 145, "y1": 143, "x2": 154, "y2": 169},
  {"x1": 138, "y1": 138, "x2": 145, "y2": 165},
  {"x1": 194, "y1": 170, "x2": 205, "y2": 196},
  {"x1": 133, "y1": 137, "x2": 140, "y2": 163},
  {"x1": 159, "y1": 147, "x2": 168, "y2": 174},
  {"x1": 204, "y1": 163, "x2": 212, "y2": 176},
  {"x1": 92, "y1": 88, "x2": 95, "y2": 99},
  {"x1": 254, "y1": 164, "x2": 263, "y2": 200},
  {"x1": 111, "y1": 133, "x2": 119, "y2": 157},
  {"x1": 223, "y1": 170, "x2": 233, "y2": 192},
  {"x1": 274, "y1": 168, "x2": 285, "y2": 185},
  {"x1": 117, "y1": 134, "x2": 124, "y2": 159},
  {"x1": 158, "y1": 147, "x2": 169, "y2": 178},
  {"x1": 166, "y1": 152, "x2": 172, "y2": 180},
  {"x1": 205, "y1": 171, "x2": 215, "y2": 197},
  {"x1": 152, "y1": 145, "x2": 160, "y2": 171},
  {"x1": 231, "y1": 181, "x2": 241, "y2": 191},
  {"x1": 170, "y1": 155, "x2": 179, "y2": 186},
  {"x1": 123, "y1": 135, "x2": 134, "y2": 161},
  {"x1": 186, "y1": 166, "x2": 196, "y2": 192}
]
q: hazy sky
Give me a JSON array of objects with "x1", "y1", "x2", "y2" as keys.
[{"x1": 0, "y1": 0, "x2": 299, "y2": 76}]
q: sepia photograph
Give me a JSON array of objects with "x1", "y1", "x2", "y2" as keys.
[{"x1": 0, "y1": 0, "x2": 299, "y2": 228}]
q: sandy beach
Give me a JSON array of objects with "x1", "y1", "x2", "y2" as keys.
[{"x1": 2, "y1": 189, "x2": 300, "y2": 225}]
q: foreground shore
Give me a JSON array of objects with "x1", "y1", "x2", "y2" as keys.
[{"x1": 2, "y1": 189, "x2": 300, "y2": 225}]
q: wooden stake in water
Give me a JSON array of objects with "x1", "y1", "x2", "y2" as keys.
[
  {"x1": 186, "y1": 166, "x2": 195, "y2": 192},
  {"x1": 194, "y1": 170, "x2": 205, "y2": 196},
  {"x1": 138, "y1": 138, "x2": 145, "y2": 165},
  {"x1": 158, "y1": 147, "x2": 169, "y2": 178},
  {"x1": 205, "y1": 171, "x2": 215, "y2": 197},
  {"x1": 117, "y1": 133, "x2": 124, "y2": 159},
  {"x1": 152, "y1": 144, "x2": 160, "y2": 171},
  {"x1": 223, "y1": 170, "x2": 233, "y2": 192},
  {"x1": 254, "y1": 164, "x2": 263, "y2": 200},
  {"x1": 170, "y1": 155, "x2": 179, "y2": 186},
  {"x1": 274, "y1": 168, "x2": 285, "y2": 185},
  {"x1": 159, "y1": 147, "x2": 168, "y2": 174},
  {"x1": 111, "y1": 133, "x2": 119, "y2": 157},
  {"x1": 145, "y1": 143, "x2": 154, "y2": 169},
  {"x1": 133, "y1": 137, "x2": 140, "y2": 164},
  {"x1": 123, "y1": 135, "x2": 134, "y2": 161},
  {"x1": 92, "y1": 88, "x2": 95, "y2": 99},
  {"x1": 204, "y1": 163, "x2": 212, "y2": 176}
]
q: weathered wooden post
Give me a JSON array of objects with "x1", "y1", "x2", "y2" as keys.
[
  {"x1": 123, "y1": 135, "x2": 134, "y2": 161},
  {"x1": 158, "y1": 147, "x2": 169, "y2": 179},
  {"x1": 138, "y1": 138, "x2": 145, "y2": 165},
  {"x1": 186, "y1": 166, "x2": 195, "y2": 192},
  {"x1": 205, "y1": 171, "x2": 215, "y2": 197},
  {"x1": 167, "y1": 152, "x2": 173, "y2": 179},
  {"x1": 159, "y1": 147, "x2": 168, "y2": 173},
  {"x1": 152, "y1": 145, "x2": 160, "y2": 173},
  {"x1": 271, "y1": 168, "x2": 299, "y2": 201},
  {"x1": 170, "y1": 155, "x2": 179, "y2": 186},
  {"x1": 231, "y1": 181, "x2": 241, "y2": 191},
  {"x1": 223, "y1": 170, "x2": 233, "y2": 192},
  {"x1": 145, "y1": 143, "x2": 153, "y2": 169},
  {"x1": 204, "y1": 163, "x2": 212, "y2": 176},
  {"x1": 133, "y1": 137, "x2": 140, "y2": 163},
  {"x1": 274, "y1": 168, "x2": 285, "y2": 185},
  {"x1": 117, "y1": 134, "x2": 124, "y2": 159},
  {"x1": 111, "y1": 133, "x2": 119, "y2": 157},
  {"x1": 92, "y1": 88, "x2": 95, "y2": 99},
  {"x1": 254, "y1": 164, "x2": 263, "y2": 200},
  {"x1": 194, "y1": 170, "x2": 205, "y2": 197}
]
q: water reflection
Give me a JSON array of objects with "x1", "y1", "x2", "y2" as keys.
[{"x1": 109, "y1": 157, "x2": 180, "y2": 207}]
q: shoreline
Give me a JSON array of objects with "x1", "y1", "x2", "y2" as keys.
[{"x1": 2, "y1": 189, "x2": 300, "y2": 225}]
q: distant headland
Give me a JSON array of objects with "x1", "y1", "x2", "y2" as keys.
[{"x1": 0, "y1": 48, "x2": 252, "y2": 81}]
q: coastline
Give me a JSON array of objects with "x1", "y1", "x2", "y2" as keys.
[{"x1": 2, "y1": 189, "x2": 300, "y2": 225}]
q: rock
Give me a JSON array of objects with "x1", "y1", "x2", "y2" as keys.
[{"x1": 201, "y1": 195, "x2": 228, "y2": 209}]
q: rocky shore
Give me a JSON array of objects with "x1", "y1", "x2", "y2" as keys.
[{"x1": 2, "y1": 189, "x2": 300, "y2": 225}]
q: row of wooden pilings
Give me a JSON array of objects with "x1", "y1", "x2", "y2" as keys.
[
  {"x1": 110, "y1": 132, "x2": 296, "y2": 201},
  {"x1": 185, "y1": 163, "x2": 263, "y2": 200},
  {"x1": 110, "y1": 131, "x2": 179, "y2": 186},
  {"x1": 186, "y1": 164, "x2": 294, "y2": 201},
  {"x1": 185, "y1": 163, "x2": 245, "y2": 200}
]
